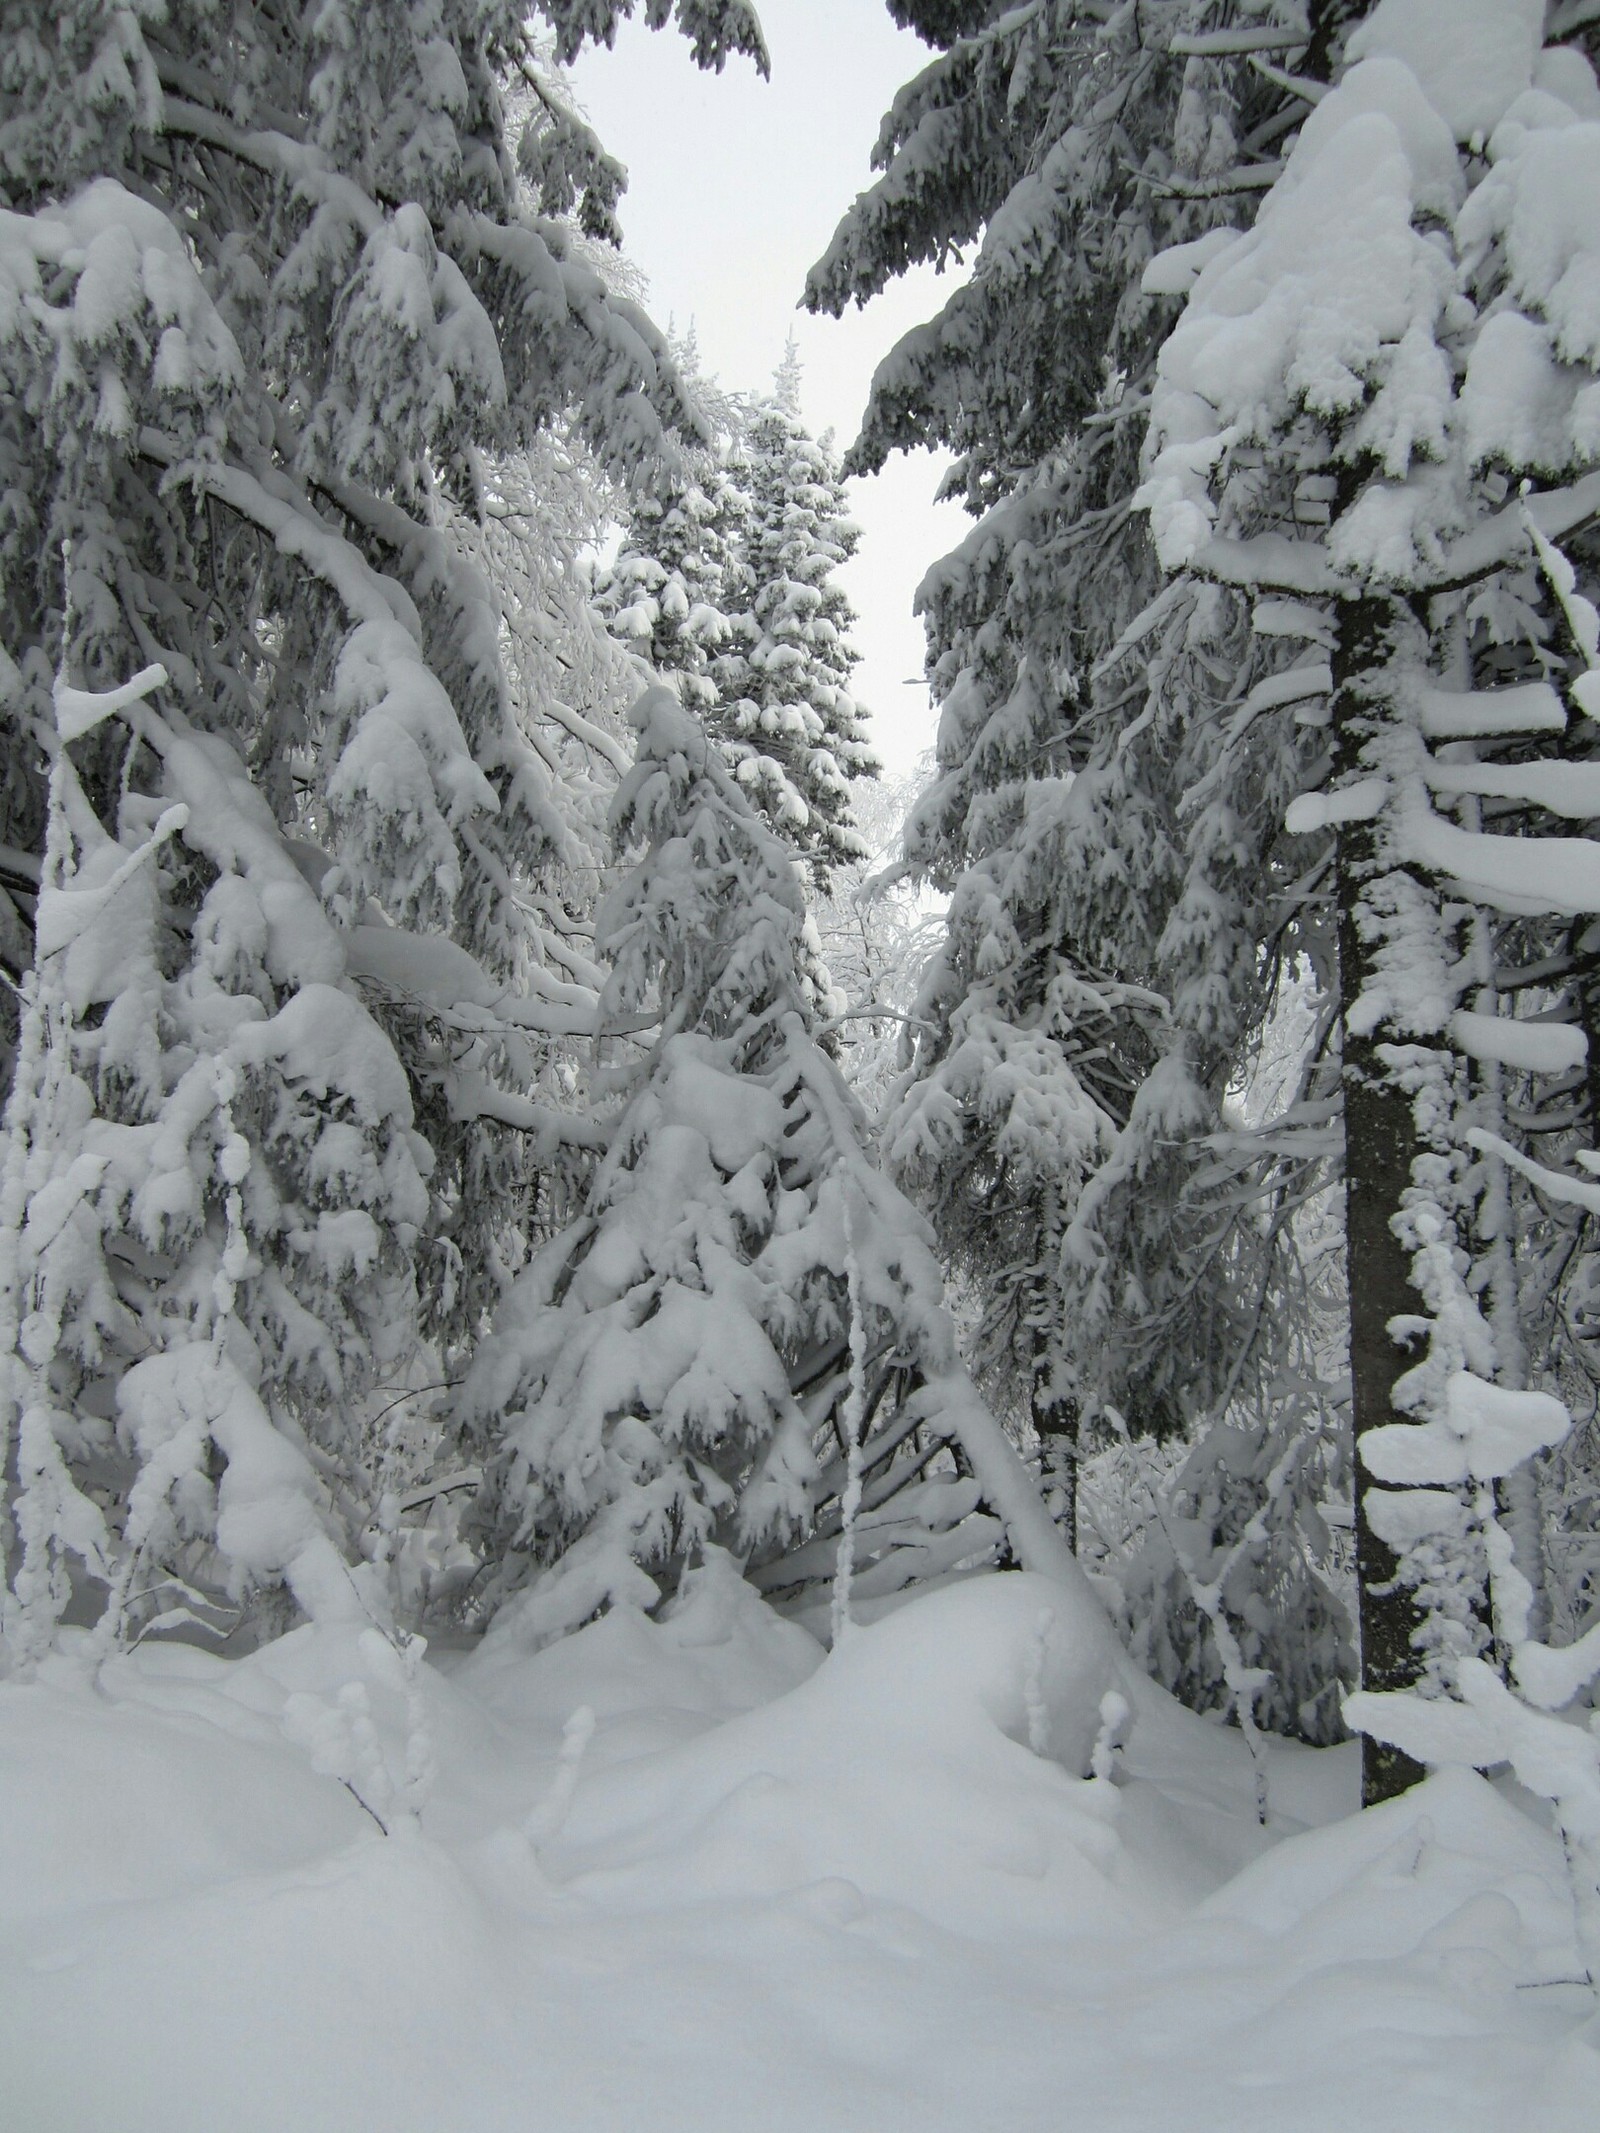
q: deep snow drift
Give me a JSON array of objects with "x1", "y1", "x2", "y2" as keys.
[{"x1": 2, "y1": 1565, "x2": 1596, "y2": 2132}]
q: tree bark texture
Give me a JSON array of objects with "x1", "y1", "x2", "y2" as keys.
[{"x1": 1332, "y1": 593, "x2": 1429, "y2": 1806}]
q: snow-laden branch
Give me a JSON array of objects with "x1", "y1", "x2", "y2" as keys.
[{"x1": 135, "y1": 430, "x2": 420, "y2": 638}]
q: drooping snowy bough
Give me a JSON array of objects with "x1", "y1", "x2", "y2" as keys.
[
  {"x1": 458, "y1": 686, "x2": 1087, "y2": 1647},
  {"x1": 0, "y1": 2, "x2": 768, "y2": 1665},
  {"x1": 809, "y1": 1, "x2": 1363, "y2": 1738}
]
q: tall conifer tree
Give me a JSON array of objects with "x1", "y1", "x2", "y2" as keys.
[
  {"x1": 0, "y1": 0, "x2": 768, "y2": 1662},
  {"x1": 809, "y1": 4, "x2": 1357, "y2": 1730},
  {"x1": 460, "y1": 684, "x2": 1087, "y2": 1643},
  {"x1": 717, "y1": 345, "x2": 878, "y2": 887},
  {"x1": 1138, "y1": 0, "x2": 1600, "y2": 1802}
]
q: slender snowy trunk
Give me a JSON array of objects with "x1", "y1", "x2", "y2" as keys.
[
  {"x1": 1332, "y1": 594, "x2": 1428, "y2": 1805},
  {"x1": 1030, "y1": 1321, "x2": 1077, "y2": 1556},
  {"x1": 1462, "y1": 912, "x2": 1548, "y2": 1651},
  {"x1": 829, "y1": 1193, "x2": 869, "y2": 1645}
]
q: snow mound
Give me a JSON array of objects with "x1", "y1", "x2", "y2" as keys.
[
  {"x1": 462, "y1": 1544, "x2": 824, "y2": 1773},
  {"x1": 2, "y1": 1573, "x2": 1594, "y2": 2133},
  {"x1": 0, "y1": 1652, "x2": 364, "y2": 1924},
  {"x1": 539, "y1": 1571, "x2": 1162, "y2": 1937}
]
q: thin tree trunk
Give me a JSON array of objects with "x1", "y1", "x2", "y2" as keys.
[
  {"x1": 1332, "y1": 593, "x2": 1428, "y2": 1806},
  {"x1": 1031, "y1": 1321, "x2": 1078, "y2": 1557}
]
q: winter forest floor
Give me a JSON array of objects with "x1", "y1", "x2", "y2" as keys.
[{"x1": 3, "y1": 1566, "x2": 1596, "y2": 2133}]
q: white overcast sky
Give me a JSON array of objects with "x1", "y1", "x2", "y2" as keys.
[{"x1": 569, "y1": 0, "x2": 971, "y2": 776}]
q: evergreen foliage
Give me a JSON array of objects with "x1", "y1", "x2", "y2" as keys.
[
  {"x1": 460, "y1": 684, "x2": 1081, "y2": 1645},
  {"x1": 597, "y1": 339, "x2": 879, "y2": 884},
  {"x1": 810, "y1": 2, "x2": 1356, "y2": 1726},
  {"x1": 595, "y1": 341, "x2": 748, "y2": 717},
  {"x1": 715, "y1": 347, "x2": 879, "y2": 886},
  {"x1": 0, "y1": 0, "x2": 763, "y2": 1662},
  {"x1": 7, "y1": 0, "x2": 1600, "y2": 1846},
  {"x1": 1136, "y1": 0, "x2": 1600, "y2": 1804}
]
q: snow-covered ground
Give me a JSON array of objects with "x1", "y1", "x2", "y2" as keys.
[{"x1": 3, "y1": 1565, "x2": 1596, "y2": 2131}]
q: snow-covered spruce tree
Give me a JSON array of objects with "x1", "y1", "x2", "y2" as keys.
[
  {"x1": 1139, "y1": 0, "x2": 1600, "y2": 1804},
  {"x1": 457, "y1": 684, "x2": 1080, "y2": 1643},
  {"x1": 0, "y1": 1, "x2": 767, "y2": 1663},
  {"x1": 0, "y1": 650, "x2": 440, "y2": 1663},
  {"x1": 810, "y1": 0, "x2": 1356, "y2": 1710},
  {"x1": 808, "y1": 0, "x2": 1330, "y2": 1389},
  {"x1": 595, "y1": 336, "x2": 749, "y2": 718},
  {"x1": 716, "y1": 345, "x2": 878, "y2": 888}
]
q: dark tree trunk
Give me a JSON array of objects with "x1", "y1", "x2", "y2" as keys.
[
  {"x1": 1331, "y1": 593, "x2": 1429, "y2": 1807},
  {"x1": 1030, "y1": 1323, "x2": 1078, "y2": 1556},
  {"x1": 1304, "y1": 0, "x2": 1375, "y2": 82}
]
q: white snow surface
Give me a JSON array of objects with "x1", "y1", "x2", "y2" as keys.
[
  {"x1": 2, "y1": 1565, "x2": 1595, "y2": 2131},
  {"x1": 1138, "y1": 10, "x2": 1600, "y2": 578},
  {"x1": 1346, "y1": 0, "x2": 1543, "y2": 142}
]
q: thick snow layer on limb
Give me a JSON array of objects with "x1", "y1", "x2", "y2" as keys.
[
  {"x1": 52, "y1": 663, "x2": 168, "y2": 742},
  {"x1": 1425, "y1": 756, "x2": 1600, "y2": 816},
  {"x1": 1350, "y1": 1653, "x2": 1600, "y2": 1843},
  {"x1": 1449, "y1": 1009, "x2": 1587, "y2": 1074},
  {"x1": 235, "y1": 985, "x2": 417, "y2": 1132},
  {"x1": 0, "y1": 178, "x2": 244, "y2": 402},
  {"x1": 1365, "y1": 1485, "x2": 1472, "y2": 1553},
  {"x1": 329, "y1": 622, "x2": 499, "y2": 831},
  {"x1": 346, "y1": 925, "x2": 600, "y2": 1039},
  {"x1": 1252, "y1": 598, "x2": 1336, "y2": 645},
  {"x1": 1511, "y1": 1620, "x2": 1600, "y2": 1712},
  {"x1": 1466, "y1": 1125, "x2": 1600, "y2": 1215},
  {"x1": 1285, "y1": 778, "x2": 1388, "y2": 835},
  {"x1": 1140, "y1": 226, "x2": 1245, "y2": 298},
  {"x1": 1359, "y1": 1370, "x2": 1572, "y2": 1485},
  {"x1": 881, "y1": 985, "x2": 1120, "y2": 1195},
  {"x1": 1138, "y1": 57, "x2": 1462, "y2": 574},
  {"x1": 1414, "y1": 681, "x2": 1566, "y2": 739},
  {"x1": 1245, "y1": 662, "x2": 1333, "y2": 714},
  {"x1": 33, "y1": 805, "x2": 188, "y2": 1013},
  {"x1": 146, "y1": 723, "x2": 346, "y2": 991},
  {"x1": 1406, "y1": 809, "x2": 1600, "y2": 915},
  {"x1": 116, "y1": 1344, "x2": 363, "y2": 1625},
  {"x1": 1346, "y1": 0, "x2": 1544, "y2": 141},
  {"x1": 1462, "y1": 115, "x2": 1600, "y2": 374},
  {"x1": 1140, "y1": 16, "x2": 1600, "y2": 584}
]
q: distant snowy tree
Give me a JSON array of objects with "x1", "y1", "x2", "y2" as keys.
[
  {"x1": 0, "y1": 0, "x2": 767, "y2": 1665},
  {"x1": 808, "y1": 764, "x2": 944, "y2": 1113},
  {"x1": 716, "y1": 346, "x2": 878, "y2": 887},
  {"x1": 595, "y1": 339, "x2": 748, "y2": 717},
  {"x1": 458, "y1": 685, "x2": 1083, "y2": 1645}
]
